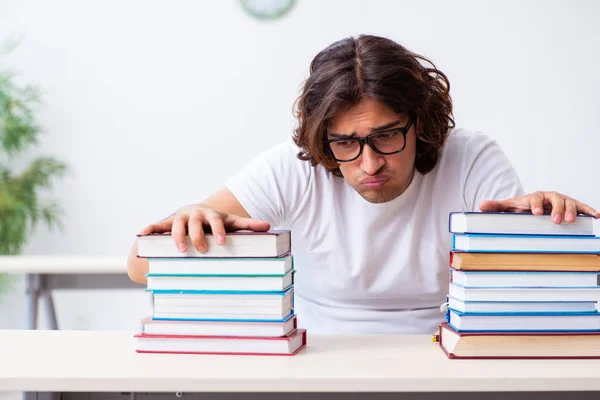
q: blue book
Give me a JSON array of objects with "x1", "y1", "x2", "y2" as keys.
[
  {"x1": 150, "y1": 287, "x2": 294, "y2": 321},
  {"x1": 446, "y1": 308, "x2": 600, "y2": 332},
  {"x1": 446, "y1": 295, "x2": 599, "y2": 314},
  {"x1": 452, "y1": 233, "x2": 600, "y2": 253},
  {"x1": 449, "y1": 282, "x2": 600, "y2": 302}
]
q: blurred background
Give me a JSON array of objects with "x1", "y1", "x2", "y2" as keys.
[{"x1": 0, "y1": 0, "x2": 598, "y2": 332}]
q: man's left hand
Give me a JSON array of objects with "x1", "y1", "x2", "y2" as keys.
[{"x1": 479, "y1": 191, "x2": 600, "y2": 223}]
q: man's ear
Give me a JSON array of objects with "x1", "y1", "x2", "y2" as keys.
[{"x1": 414, "y1": 117, "x2": 422, "y2": 141}]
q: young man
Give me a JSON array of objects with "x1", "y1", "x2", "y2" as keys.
[{"x1": 128, "y1": 35, "x2": 599, "y2": 334}]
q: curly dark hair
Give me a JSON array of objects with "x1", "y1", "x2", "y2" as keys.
[{"x1": 292, "y1": 34, "x2": 455, "y2": 177}]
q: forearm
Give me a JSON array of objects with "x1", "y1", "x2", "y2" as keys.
[
  {"x1": 199, "y1": 187, "x2": 251, "y2": 218},
  {"x1": 127, "y1": 240, "x2": 148, "y2": 285}
]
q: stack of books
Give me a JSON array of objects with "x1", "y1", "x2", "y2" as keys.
[
  {"x1": 437, "y1": 211, "x2": 600, "y2": 359},
  {"x1": 132, "y1": 230, "x2": 306, "y2": 356}
]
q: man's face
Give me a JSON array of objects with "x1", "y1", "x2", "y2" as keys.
[{"x1": 327, "y1": 97, "x2": 417, "y2": 204}]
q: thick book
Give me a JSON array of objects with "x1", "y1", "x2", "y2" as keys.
[
  {"x1": 447, "y1": 296, "x2": 599, "y2": 314},
  {"x1": 152, "y1": 287, "x2": 293, "y2": 321},
  {"x1": 447, "y1": 309, "x2": 600, "y2": 332},
  {"x1": 452, "y1": 233, "x2": 600, "y2": 253},
  {"x1": 450, "y1": 252, "x2": 600, "y2": 272},
  {"x1": 148, "y1": 255, "x2": 293, "y2": 275},
  {"x1": 146, "y1": 270, "x2": 294, "y2": 292},
  {"x1": 141, "y1": 314, "x2": 297, "y2": 337},
  {"x1": 137, "y1": 230, "x2": 291, "y2": 258},
  {"x1": 450, "y1": 269, "x2": 600, "y2": 288},
  {"x1": 134, "y1": 328, "x2": 307, "y2": 356},
  {"x1": 449, "y1": 282, "x2": 600, "y2": 302},
  {"x1": 437, "y1": 322, "x2": 600, "y2": 359},
  {"x1": 449, "y1": 212, "x2": 595, "y2": 236}
]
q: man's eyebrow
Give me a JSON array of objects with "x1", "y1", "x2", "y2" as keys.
[
  {"x1": 328, "y1": 132, "x2": 355, "y2": 139},
  {"x1": 328, "y1": 119, "x2": 403, "y2": 138},
  {"x1": 370, "y1": 119, "x2": 402, "y2": 132}
]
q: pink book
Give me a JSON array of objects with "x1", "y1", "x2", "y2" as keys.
[{"x1": 134, "y1": 328, "x2": 306, "y2": 356}]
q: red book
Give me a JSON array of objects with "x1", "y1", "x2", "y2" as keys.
[
  {"x1": 134, "y1": 328, "x2": 306, "y2": 356},
  {"x1": 436, "y1": 322, "x2": 600, "y2": 359}
]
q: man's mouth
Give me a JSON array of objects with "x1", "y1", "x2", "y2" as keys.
[{"x1": 360, "y1": 176, "x2": 389, "y2": 189}]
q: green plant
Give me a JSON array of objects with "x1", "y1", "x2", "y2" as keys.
[{"x1": 0, "y1": 38, "x2": 67, "y2": 268}]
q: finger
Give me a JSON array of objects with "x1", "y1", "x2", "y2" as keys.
[
  {"x1": 529, "y1": 192, "x2": 545, "y2": 215},
  {"x1": 478, "y1": 199, "x2": 513, "y2": 213},
  {"x1": 564, "y1": 198, "x2": 578, "y2": 223},
  {"x1": 188, "y1": 214, "x2": 207, "y2": 252},
  {"x1": 224, "y1": 215, "x2": 271, "y2": 232},
  {"x1": 546, "y1": 192, "x2": 566, "y2": 223},
  {"x1": 205, "y1": 211, "x2": 227, "y2": 245},
  {"x1": 574, "y1": 201, "x2": 600, "y2": 219},
  {"x1": 171, "y1": 213, "x2": 190, "y2": 252},
  {"x1": 139, "y1": 218, "x2": 174, "y2": 235}
]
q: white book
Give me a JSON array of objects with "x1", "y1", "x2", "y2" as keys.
[
  {"x1": 450, "y1": 269, "x2": 600, "y2": 288},
  {"x1": 447, "y1": 296, "x2": 599, "y2": 314},
  {"x1": 152, "y1": 290, "x2": 293, "y2": 320},
  {"x1": 448, "y1": 309, "x2": 600, "y2": 332},
  {"x1": 137, "y1": 230, "x2": 291, "y2": 258},
  {"x1": 449, "y1": 282, "x2": 600, "y2": 302},
  {"x1": 452, "y1": 234, "x2": 600, "y2": 253},
  {"x1": 449, "y1": 212, "x2": 595, "y2": 236},
  {"x1": 153, "y1": 288, "x2": 293, "y2": 309},
  {"x1": 148, "y1": 255, "x2": 293, "y2": 275},
  {"x1": 146, "y1": 270, "x2": 294, "y2": 291},
  {"x1": 153, "y1": 309, "x2": 292, "y2": 320},
  {"x1": 141, "y1": 314, "x2": 298, "y2": 337}
]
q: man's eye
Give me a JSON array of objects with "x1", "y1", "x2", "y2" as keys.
[
  {"x1": 378, "y1": 131, "x2": 398, "y2": 140},
  {"x1": 334, "y1": 141, "x2": 353, "y2": 147}
]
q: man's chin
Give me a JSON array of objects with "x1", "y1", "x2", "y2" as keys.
[{"x1": 356, "y1": 188, "x2": 399, "y2": 204}]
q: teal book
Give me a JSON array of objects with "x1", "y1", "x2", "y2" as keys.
[{"x1": 146, "y1": 270, "x2": 294, "y2": 292}]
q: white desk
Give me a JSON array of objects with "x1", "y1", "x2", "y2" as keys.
[
  {"x1": 1, "y1": 330, "x2": 600, "y2": 395},
  {"x1": 0, "y1": 256, "x2": 141, "y2": 329}
]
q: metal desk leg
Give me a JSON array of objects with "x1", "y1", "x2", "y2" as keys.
[
  {"x1": 25, "y1": 274, "x2": 41, "y2": 330},
  {"x1": 41, "y1": 275, "x2": 59, "y2": 330}
]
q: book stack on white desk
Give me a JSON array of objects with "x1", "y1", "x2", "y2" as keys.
[
  {"x1": 438, "y1": 212, "x2": 600, "y2": 359},
  {"x1": 134, "y1": 230, "x2": 306, "y2": 356}
]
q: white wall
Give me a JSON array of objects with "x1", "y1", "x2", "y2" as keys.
[{"x1": 0, "y1": 0, "x2": 599, "y2": 330}]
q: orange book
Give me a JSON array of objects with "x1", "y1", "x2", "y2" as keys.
[
  {"x1": 450, "y1": 251, "x2": 600, "y2": 272},
  {"x1": 437, "y1": 322, "x2": 600, "y2": 359}
]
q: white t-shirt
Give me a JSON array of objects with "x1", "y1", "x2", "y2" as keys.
[{"x1": 226, "y1": 128, "x2": 524, "y2": 334}]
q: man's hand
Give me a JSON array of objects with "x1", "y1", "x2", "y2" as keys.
[
  {"x1": 479, "y1": 191, "x2": 600, "y2": 224},
  {"x1": 138, "y1": 204, "x2": 271, "y2": 253}
]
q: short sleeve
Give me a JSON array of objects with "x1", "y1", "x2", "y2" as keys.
[
  {"x1": 226, "y1": 138, "x2": 312, "y2": 227},
  {"x1": 461, "y1": 132, "x2": 525, "y2": 212}
]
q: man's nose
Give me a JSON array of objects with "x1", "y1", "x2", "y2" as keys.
[{"x1": 360, "y1": 144, "x2": 385, "y2": 175}]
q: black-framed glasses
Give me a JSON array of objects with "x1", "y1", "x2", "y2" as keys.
[{"x1": 323, "y1": 117, "x2": 414, "y2": 162}]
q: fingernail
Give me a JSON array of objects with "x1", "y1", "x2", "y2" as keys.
[
  {"x1": 216, "y1": 234, "x2": 224, "y2": 245},
  {"x1": 197, "y1": 245, "x2": 207, "y2": 252},
  {"x1": 553, "y1": 214, "x2": 561, "y2": 223},
  {"x1": 178, "y1": 243, "x2": 187, "y2": 252},
  {"x1": 566, "y1": 213, "x2": 574, "y2": 221},
  {"x1": 535, "y1": 207, "x2": 542, "y2": 214}
]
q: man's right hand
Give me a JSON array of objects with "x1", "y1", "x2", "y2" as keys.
[{"x1": 138, "y1": 204, "x2": 271, "y2": 253}]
